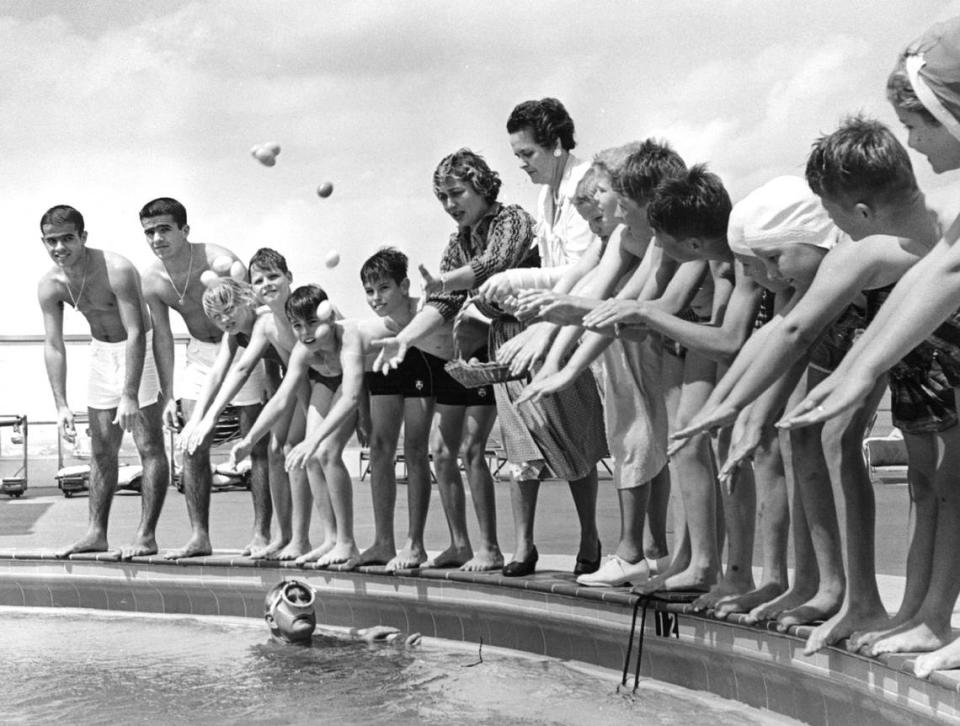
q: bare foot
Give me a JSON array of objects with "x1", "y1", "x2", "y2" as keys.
[
  {"x1": 744, "y1": 584, "x2": 816, "y2": 624},
  {"x1": 847, "y1": 610, "x2": 919, "y2": 653},
  {"x1": 277, "y1": 539, "x2": 313, "y2": 561},
  {"x1": 776, "y1": 590, "x2": 843, "y2": 632},
  {"x1": 249, "y1": 536, "x2": 290, "y2": 560},
  {"x1": 633, "y1": 564, "x2": 717, "y2": 596},
  {"x1": 315, "y1": 543, "x2": 360, "y2": 568},
  {"x1": 426, "y1": 545, "x2": 473, "y2": 569},
  {"x1": 915, "y1": 637, "x2": 960, "y2": 679},
  {"x1": 293, "y1": 540, "x2": 336, "y2": 564},
  {"x1": 56, "y1": 531, "x2": 109, "y2": 558},
  {"x1": 691, "y1": 574, "x2": 754, "y2": 613},
  {"x1": 241, "y1": 533, "x2": 270, "y2": 557},
  {"x1": 120, "y1": 534, "x2": 158, "y2": 560},
  {"x1": 163, "y1": 534, "x2": 212, "y2": 560},
  {"x1": 804, "y1": 604, "x2": 890, "y2": 655},
  {"x1": 386, "y1": 544, "x2": 428, "y2": 572},
  {"x1": 356, "y1": 542, "x2": 396, "y2": 567},
  {"x1": 714, "y1": 582, "x2": 786, "y2": 620},
  {"x1": 864, "y1": 620, "x2": 952, "y2": 657},
  {"x1": 460, "y1": 547, "x2": 504, "y2": 572}
]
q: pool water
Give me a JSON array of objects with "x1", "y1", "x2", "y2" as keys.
[{"x1": 1, "y1": 608, "x2": 799, "y2": 725}]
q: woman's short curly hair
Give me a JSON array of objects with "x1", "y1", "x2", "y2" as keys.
[
  {"x1": 506, "y1": 97, "x2": 576, "y2": 151},
  {"x1": 433, "y1": 148, "x2": 502, "y2": 204}
]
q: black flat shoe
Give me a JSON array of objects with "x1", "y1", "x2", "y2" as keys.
[
  {"x1": 502, "y1": 547, "x2": 538, "y2": 577},
  {"x1": 573, "y1": 541, "x2": 601, "y2": 576}
]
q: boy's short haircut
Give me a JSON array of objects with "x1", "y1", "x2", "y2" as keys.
[
  {"x1": 506, "y1": 97, "x2": 576, "y2": 151},
  {"x1": 573, "y1": 167, "x2": 599, "y2": 206},
  {"x1": 433, "y1": 148, "x2": 502, "y2": 204},
  {"x1": 285, "y1": 284, "x2": 329, "y2": 322},
  {"x1": 139, "y1": 197, "x2": 188, "y2": 228},
  {"x1": 202, "y1": 277, "x2": 259, "y2": 319},
  {"x1": 592, "y1": 142, "x2": 645, "y2": 182},
  {"x1": 887, "y1": 57, "x2": 940, "y2": 126},
  {"x1": 806, "y1": 115, "x2": 918, "y2": 208},
  {"x1": 248, "y1": 247, "x2": 290, "y2": 277},
  {"x1": 612, "y1": 139, "x2": 688, "y2": 204},
  {"x1": 647, "y1": 164, "x2": 732, "y2": 240},
  {"x1": 360, "y1": 247, "x2": 408, "y2": 286},
  {"x1": 40, "y1": 205, "x2": 84, "y2": 235}
]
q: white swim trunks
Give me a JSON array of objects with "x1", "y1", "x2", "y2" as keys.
[
  {"x1": 178, "y1": 337, "x2": 268, "y2": 406},
  {"x1": 87, "y1": 330, "x2": 162, "y2": 410}
]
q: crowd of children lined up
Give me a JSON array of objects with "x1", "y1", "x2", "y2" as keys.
[{"x1": 36, "y1": 15, "x2": 960, "y2": 680}]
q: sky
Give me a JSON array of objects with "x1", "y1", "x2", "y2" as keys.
[{"x1": 4, "y1": 0, "x2": 960, "y2": 336}]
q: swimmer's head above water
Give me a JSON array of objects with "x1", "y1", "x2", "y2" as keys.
[{"x1": 264, "y1": 579, "x2": 317, "y2": 644}]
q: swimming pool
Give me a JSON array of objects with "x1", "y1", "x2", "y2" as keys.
[{"x1": 1, "y1": 607, "x2": 797, "y2": 725}]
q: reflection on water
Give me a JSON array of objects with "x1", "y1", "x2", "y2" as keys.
[{"x1": 1, "y1": 608, "x2": 797, "y2": 726}]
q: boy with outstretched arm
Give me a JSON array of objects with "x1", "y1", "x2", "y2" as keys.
[{"x1": 183, "y1": 248, "x2": 309, "y2": 560}]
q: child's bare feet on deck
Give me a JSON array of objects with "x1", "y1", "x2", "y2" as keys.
[
  {"x1": 915, "y1": 637, "x2": 960, "y2": 679},
  {"x1": 863, "y1": 619, "x2": 952, "y2": 657},
  {"x1": 461, "y1": 547, "x2": 504, "y2": 572},
  {"x1": 276, "y1": 539, "x2": 313, "y2": 561},
  {"x1": 315, "y1": 543, "x2": 360, "y2": 569},
  {"x1": 241, "y1": 533, "x2": 270, "y2": 557},
  {"x1": 163, "y1": 534, "x2": 212, "y2": 560},
  {"x1": 249, "y1": 535, "x2": 290, "y2": 560},
  {"x1": 294, "y1": 539, "x2": 336, "y2": 564},
  {"x1": 386, "y1": 543, "x2": 428, "y2": 571},
  {"x1": 775, "y1": 590, "x2": 843, "y2": 632},
  {"x1": 691, "y1": 571, "x2": 754, "y2": 612},
  {"x1": 744, "y1": 583, "x2": 816, "y2": 624},
  {"x1": 633, "y1": 564, "x2": 717, "y2": 596},
  {"x1": 804, "y1": 602, "x2": 889, "y2": 654},
  {"x1": 120, "y1": 534, "x2": 158, "y2": 560},
  {"x1": 714, "y1": 582, "x2": 785, "y2": 620},
  {"x1": 426, "y1": 545, "x2": 472, "y2": 569},
  {"x1": 56, "y1": 531, "x2": 109, "y2": 558},
  {"x1": 356, "y1": 542, "x2": 396, "y2": 567}
]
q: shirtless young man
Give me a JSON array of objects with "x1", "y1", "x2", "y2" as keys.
[
  {"x1": 38, "y1": 205, "x2": 168, "y2": 559},
  {"x1": 139, "y1": 197, "x2": 269, "y2": 559}
]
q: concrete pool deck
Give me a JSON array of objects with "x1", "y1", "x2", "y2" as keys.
[{"x1": 2, "y1": 449, "x2": 960, "y2": 725}]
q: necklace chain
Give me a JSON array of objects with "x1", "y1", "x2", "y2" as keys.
[
  {"x1": 162, "y1": 247, "x2": 194, "y2": 305},
  {"x1": 65, "y1": 250, "x2": 88, "y2": 312}
]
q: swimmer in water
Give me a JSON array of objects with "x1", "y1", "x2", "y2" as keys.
[{"x1": 263, "y1": 578, "x2": 421, "y2": 647}]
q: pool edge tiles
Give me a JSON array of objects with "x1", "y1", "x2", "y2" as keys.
[{"x1": 0, "y1": 552, "x2": 957, "y2": 726}]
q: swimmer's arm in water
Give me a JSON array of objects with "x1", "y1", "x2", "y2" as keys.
[{"x1": 38, "y1": 276, "x2": 74, "y2": 441}]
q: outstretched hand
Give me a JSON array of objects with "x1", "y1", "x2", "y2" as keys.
[
  {"x1": 285, "y1": 439, "x2": 317, "y2": 471},
  {"x1": 419, "y1": 264, "x2": 443, "y2": 297},
  {"x1": 371, "y1": 336, "x2": 408, "y2": 375},
  {"x1": 57, "y1": 406, "x2": 76, "y2": 444},
  {"x1": 516, "y1": 371, "x2": 573, "y2": 405},
  {"x1": 113, "y1": 394, "x2": 141, "y2": 432},
  {"x1": 717, "y1": 420, "x2": 764, "y2": 494},
  {"x1": 582, "y1": 299, "x2": 645, "y2": 330},
  {"x1": 777, "y1": 366, "x2": 877, "y2": 429},
  {"x1": 477, "y1": 271, "x2": 516, "y2": 305},
  {"x1": 184, "y1": 417, "x2": 215, "y2": 454},
  {"x1": 671, "y1": 403, "x2": 739, "y2": 442},
  {"x1": 230, "y1": 438, "x2": 252, "y2": 470}
]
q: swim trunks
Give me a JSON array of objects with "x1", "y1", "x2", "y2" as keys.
[
  {"x1": 178, "y1": 337, "x2": 267, "y2": 406},
  {"x1": 426, "y1": 348, "x2": 495, "y2": 407},
  {"x1": 87, "y1": 330, "x2": 162, "y2": 410},
  {"x1": 364, "y1": 346, "x2": 435, "y2": 398},
  {"x1": 867, "y1": 286, "x2": 958, "y2": 433},
  {"x1": 307, "y1": 367, "x2": 342, "y2": 394},
  {"x1": 808, "y1": 304, "x2": 865, "y2": 374}
]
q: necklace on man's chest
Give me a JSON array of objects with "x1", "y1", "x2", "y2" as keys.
[
  {"x1": 162, "y1": 248, "x2": 194, "y2": 305},
  {"x1": 64, "y1": 251, "x2": 88, "y2": 312}
]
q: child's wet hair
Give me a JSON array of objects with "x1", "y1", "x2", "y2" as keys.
[
  {"x1": 806, "y1": 114, "x2": 918, "y2": 207},
  {"x1": 139, "y1": 197, "x2": 187, "y2": 228},
  {"x1": 285, "y1": 284, "x2": 329, "y2": 322},
  {"x1": 433, "y1": 148, "x2": 502, "y2": 204},
  {"x1": 202, "y1": 277, "x2": 258, "y2": 319},
  {"x1": 612, "y1": 139, "x2": 687, "y2": 204},
  {"x1": 647, "y1": 164, "x2": 731, "y2": 240},
  {"x1": 40, "y1": 205, "x2": 84, "y2": 235},
  {"x1": 573, "y1": 167, "x2": 599, "y2": 206},
  {"x1": 248, "y1": 247, "x2": 290, "y2": 277},
  {"x1": 361, "y1": 247, "x2": 408, "y2": 286}
]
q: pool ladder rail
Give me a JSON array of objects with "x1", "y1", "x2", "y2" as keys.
[{"x1": 0, "y1": 414, "x2": 28, "y2": 498}]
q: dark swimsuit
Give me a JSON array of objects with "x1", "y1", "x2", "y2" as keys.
[{"x1": 866, "y1": 285, "x2": 958, "y2": 434}]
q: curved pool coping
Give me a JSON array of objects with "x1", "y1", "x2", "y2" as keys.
[{"x1": 0, "y1": 549, "x2": 957, "y2": 726}]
